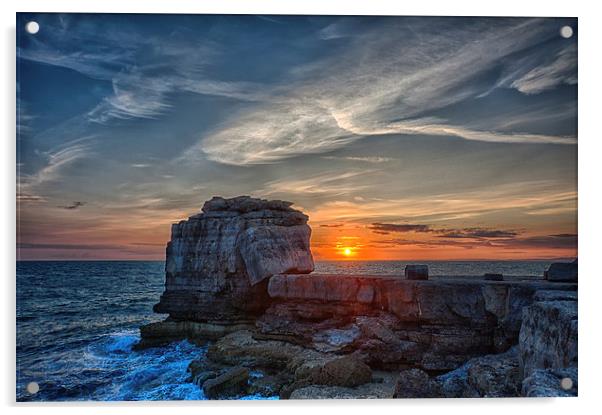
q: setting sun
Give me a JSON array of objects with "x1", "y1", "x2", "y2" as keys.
[{"x1": 343, "y1": 248, "x2": 352, "y2": 256}]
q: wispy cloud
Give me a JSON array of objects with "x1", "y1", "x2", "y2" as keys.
[
  {"x1": 262, "y1": 170, "x2": 376, "y2": 196},
  {"x1": 369, "y1": 222, "x2": 519, "y2": 238},
  {"x1": 510, "y1": 44, "x2": 577, "y2": 94},
  {"x1": 309, "y1": 181, "x2": 577, "y2": 223},
  {"x1": 322, "y1": 156, "x2": 394, "y2": 163},
  {"x1": 19, "y1": 16, "x2": 269, "y2": 124},
  {"x1": 195, "y1": 18, "x2": 576, "y2": 165},
  {"x1": 19, "y1": 137, "x2": 94, "y2": 189},
  {"x1": 371, "y1": 233, "x2": 576, "y2": 251}
]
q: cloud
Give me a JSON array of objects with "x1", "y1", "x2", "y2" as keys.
[
  {"x1": 371, "y1": 233, "x2": 576, "y2": 251},
  {"x1": 194, "y1": 18, "x2": 576, "y2": 165},
  {"x1": 369, "y1": 222, "x2": 519, "y2": 238},
  {"x1": 58, "y1": 201, "x2": 86, "y2": 210},
  {"x1": 501, "y1": 233, "x2": 577, "y2": 249},
  {"x1": 510, "y1": 44, "x2": 577, "y2": 94},
  {"x1": 17, "y1": 242, "x2": 121, "y2": 250},
  {"x1": 197, "y1": 99, "x2": 355, "y2": 165},
  {"x1": 322, "y1": 156, "x2": 394, "y2": 163},
  {"x1": 19, "y1": 137, "x2": 94, "y2": 189},
  {"x1": 19, "y1": 16, "x2": 268, "y2": 124},
  {"x1": 438, "y1": 228, "x2": 519, "y2": 238},
  {"x1": 17, "y1": 193, "x2": 46, "y2": 203},
  {"x1": 372, "y1": 238, "x2": 478, "y2": 250},
  {"x1": 370, "y1": 223, "x2": 432, "y2": 234},
  {"x1": 262, "y1": 170, "x2": 375, "y2": 196},
  {"x1": 309, "y1": 181, "x2": 577, "y2": 223}
]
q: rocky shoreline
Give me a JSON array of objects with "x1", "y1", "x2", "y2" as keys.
[{"x1": 139, "y1": 196, "x2": 578, "y2": 399}]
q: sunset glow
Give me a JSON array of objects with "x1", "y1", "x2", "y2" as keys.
[{"x1": 16, "y1": 14, "x2": 577, "y2": 261}]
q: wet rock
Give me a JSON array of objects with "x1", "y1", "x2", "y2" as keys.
[
  {"x1": 295, "y1": 355, "x2": 372, "y2": 388},
  {"x1": 206, "y1": 330, "x2": 373, "y2": 398},
  {"x1": 545, "y1": 260, "x2": 577, "y2": 282},
  {"x1": 432, "y1": 348, "x2": 520, "y2": 398},
  {"x1": 466, "y1": 349, "x2": 521, "y2": 397},
  {"x1": 290, "y1": 371, "x2": 398, "y2": 399},
  {"x1": 522, "y1": 366, "x2": 578, "y2": 397},
  {"x1": 311, "y1": 325, "x2": 361, "y2": 353},
  {"x1": 207, "y1": 330, "x2": 324, "y2": 371},
  {"x1": 394, "y1": 369, "x2": 434, "y2": 398},
  {"x1": 202, "y1": 366, "x2": 250, "y2": 399},
  {"x1": 405, "y1": 265, "x2": 428, "y2": 280},
  {"x1": 137, "y1": 320, "x2": 253, "y2": 347},
  {"x1": 247, "y1": 372, "x2": 283, "y2": 396}
]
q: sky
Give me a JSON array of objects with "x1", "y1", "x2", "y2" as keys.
[{"x1": 16, "y1": 13, "x2": 577, "y2": 261}]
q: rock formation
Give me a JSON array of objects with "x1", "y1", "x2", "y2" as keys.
[
  {"x1": 140, "y1": 196, "x2": 578, "y2": 399},
  {"x1": 142, "y1": 196, "x2": 313, "y2": 345}
]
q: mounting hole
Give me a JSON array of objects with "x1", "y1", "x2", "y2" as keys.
[
  {"x1": 560, "y1": 377, "x2": 573, "y2": 390},
  {"x1": 25, "y1": 21, "x2": 39, "y2": 34},
  {"x1": 560, "y1": 26, "x2": 573, "y2": 39},
  {"x1": 26, "y1": 381, "x2": 39, "y2": 394}
]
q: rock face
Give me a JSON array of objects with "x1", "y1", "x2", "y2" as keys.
[
  {"x1": 519, "y1": 294, "x2": 578, "y2": 380},
  {"x1": 262, "y1": 274, "x2": 576, "y2": 371},
  {"x1": 152, "y1": 196, "x2": 314, "y2": 324}
]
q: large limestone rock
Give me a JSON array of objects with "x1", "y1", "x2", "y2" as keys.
[{"x1": 152, "y1": 196, "x2": 314, "y2": 323}]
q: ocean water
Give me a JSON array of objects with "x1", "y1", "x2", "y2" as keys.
[{"x1": 16, "y1": 260, "x2": 554, "y2": 401}]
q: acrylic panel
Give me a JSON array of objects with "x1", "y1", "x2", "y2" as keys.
[{"x1": 16, "y1": 13, "x2": 578, "y2": 401}]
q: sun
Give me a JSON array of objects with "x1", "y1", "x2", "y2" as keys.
[{"x1": 343, "y1": 248, "x2": 352, "y2": 256}]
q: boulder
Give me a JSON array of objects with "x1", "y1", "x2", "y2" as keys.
[
  {"x1": 432, "y1": 347, "x2": 520, "y2": 398},
  {"x1": 290, "y1": 371, "x2": 398, "y2": 399},
  {"x1": 393, "y1": 369, "x2": 433, "y2": 398},
  {"x1": 295, "y1": 355, "x2": 372, "y2": 388},
  {"x1": 289, "y1": 383, "x2": 393, "y2": 399},
  {"x1": 148, "y1": 196, "x2": 314, "y2": 330},
  {"x1": 202, "y1": 366, "x2": 250, "y2": 399},
  {"x1": 545, "y1": 260, "x2": 577, "y2": 282},
  {"x1": 404, "y1": 265, "x2": 428, "y2": 280}
]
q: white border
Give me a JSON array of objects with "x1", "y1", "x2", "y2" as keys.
[{"x1": 3, "y1": 1, "x2": 602, "y2": 414}]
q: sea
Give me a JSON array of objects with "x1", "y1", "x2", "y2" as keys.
[{"x1": 16, "y1": 260, "x2": 555, "y2": 401}]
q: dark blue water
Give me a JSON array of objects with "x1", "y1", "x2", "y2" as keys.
[{"x1": 16, "y1": 260, "x2": 554, "y2": 401}]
